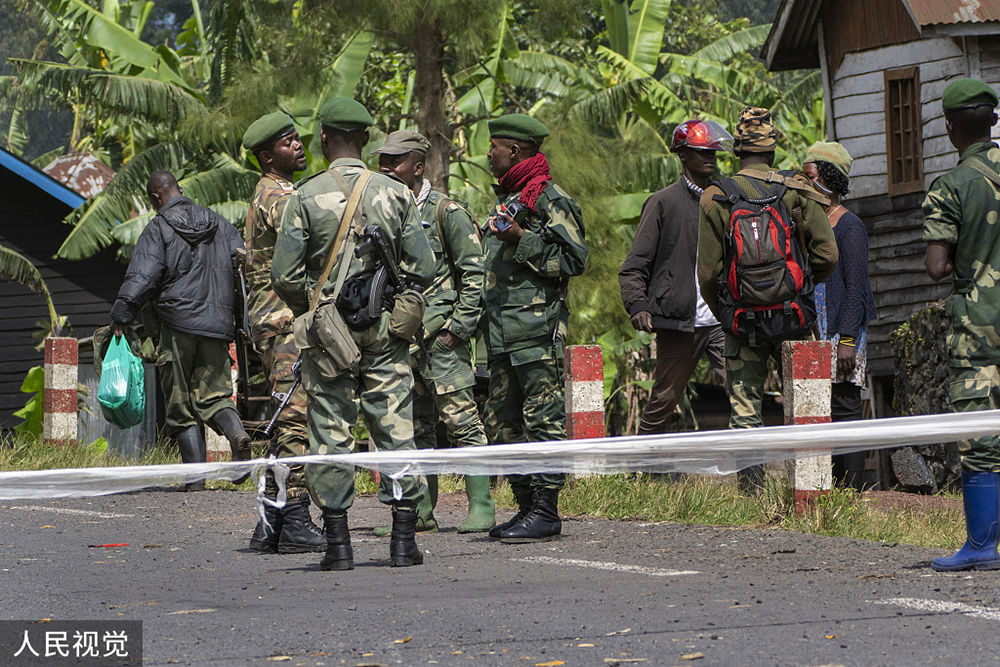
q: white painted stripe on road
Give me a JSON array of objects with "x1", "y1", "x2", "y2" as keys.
[
  {"x1": 876, "y1": 597, "x2": 1000, "y2": 621},
  {"x1": 6, "y1": 506, "x2": 134, "y2": 519},
  {"x1": 514, "y1": 555, "x2": 698, "y2": 577}
]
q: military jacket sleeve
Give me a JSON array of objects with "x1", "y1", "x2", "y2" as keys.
[
  {"x1": 793, "y1": 191, "x2": 838, "y2": 283},
  {"x1": 245, "y1": 176, "x2": 297, "y2": 341},
  {"x1": 271, "y1": 189, "x2": 312, "y2": 316},
  {"x1": 420, "y1": 192, "x2": 484, "y2": 340},
  {"x1": 697, "y1": 186, "x2": 727, "y2": 318},
  {"x1": 506, "y1": 185, "x2": 588, "y2": 279}
]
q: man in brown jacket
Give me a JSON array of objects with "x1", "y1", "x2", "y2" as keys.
[{"x1": 619, "y1": 120, "x2": 732, "y2": 435}]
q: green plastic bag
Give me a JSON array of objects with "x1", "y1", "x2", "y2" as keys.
[{"x1": 97, "y1": 334, "x2": 146, "y2": 429}]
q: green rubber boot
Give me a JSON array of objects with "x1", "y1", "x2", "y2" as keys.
[
  {"x1": 457, "y1": 476, "x2": 496, "y2": 533},
  {"x1": 373, "y1": 476, "x2": 438, "y2": 536}
]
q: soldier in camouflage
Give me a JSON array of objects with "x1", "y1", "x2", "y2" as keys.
[
  {"x1": 482, "y1": 114, "x2": 588, "y2": 544},
  {"x1": 373, "y1": 129, "x2": 495, "y2": 535},
  {"x1": 240, "y1": 112, "x2": 325, "y2": 554},
  {"x1": 698, "y1": 107, "x2": 837, "y2": 492},
  {"x1": 271, "y1": 98, "x2": 435, "y2": 570},
  {"x1": 923, "y1": 78, "x2": 1000, "y2": 572}
]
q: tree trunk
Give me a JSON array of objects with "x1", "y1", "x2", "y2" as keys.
[{"x1": 413, "y1": 19, "x2": 452, "y2": 194}]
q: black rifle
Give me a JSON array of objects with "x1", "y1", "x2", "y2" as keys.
[
  {"x1": 261, "y1": 354, "x2": 301, "y2": 439},
  {"x1": 232, "y1": 249, "x2": 252, "y2": 419},
  {"x1": 354, "y1": 224, "x2": 431, "y2": 361}
]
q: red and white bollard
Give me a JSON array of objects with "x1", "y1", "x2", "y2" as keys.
[
  {"x1": 205, "y1": 343, "x2": 239, "y2": 462},
  {"x1": 565, "y1": 345, "x2": 605, "y2": 440},
  {"x1": 782, "y1": 340, "x2": 832, "y2": 513},
  {"x1": 43, "y1": 337, "x2": 78, "y2": 446}
]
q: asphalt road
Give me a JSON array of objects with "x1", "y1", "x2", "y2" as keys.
[{"x1": 2, "y1": 488, "x2": 999, "y2": 666}]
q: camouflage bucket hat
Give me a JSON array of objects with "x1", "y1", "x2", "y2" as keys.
[{"x1": 734, "y1": 107, "x2": 778, "y2": 154}]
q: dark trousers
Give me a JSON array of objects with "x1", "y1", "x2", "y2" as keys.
[
  {"x1": 638, "y1": 325, "x2": 725, "y2": 435},
  {"x1": 831, "y1": 381, "x2": 866, "y2": 490}
]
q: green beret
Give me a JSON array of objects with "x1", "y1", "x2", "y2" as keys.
[
  {"x1": 805, "y1": 141, "x2": 853, "y2": 179},
  {"x1": 373, "y1": 130, "x2": 430, "y2": 156},
  {"x1": 488, "y1": 113, "x2": 549, "y2": 144},
  {"x1": 318, "y1": 97, "x2": 373, "y2": 131},
  {"x1": 242, "y1": 112, "x2": 295, "y2": 152},
  {"x1": 942, "y1": 78, "x2": 999, "y2": 112}
]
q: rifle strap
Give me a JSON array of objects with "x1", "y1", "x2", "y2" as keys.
[
  {"x1": 738, "y1": 168, "x2": 830, "y2": 206},
  {"x1": 309, "y1": 169, "x2": 373, "y2": 312},
  {"x1": 966, "y1": 155, "x2": 1000, "y2": 190}
]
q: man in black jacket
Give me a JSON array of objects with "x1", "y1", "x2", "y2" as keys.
[
  {"x1": 110, "y1": 171, "x2": 250, "y2": 489},
  {"x1": 618, "y1": 120, "x2": 732, "y2": 435}
]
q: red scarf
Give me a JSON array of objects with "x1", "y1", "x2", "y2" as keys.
[{"x1": 498, "y1": 152, "x2": 551, "y2": 211}]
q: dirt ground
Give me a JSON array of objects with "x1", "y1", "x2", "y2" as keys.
[{"x1": 861, "y1": 489, "x2": 962, "y2": 512}]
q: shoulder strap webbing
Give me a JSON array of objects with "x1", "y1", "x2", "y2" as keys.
[
  {"x1": 966, "y1": 156, "x2": 1000, "y2": 190},
  {"x1": 309, "y1": 169, "x2": 373, "y2": 312}
]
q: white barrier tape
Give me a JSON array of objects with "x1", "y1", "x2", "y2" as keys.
[
  {"x1": 252, "y1": 456, "x2": 291, "y2": 526},
  {"x1": 1, "y1": 410, "x2": 998, "y2": 501}
]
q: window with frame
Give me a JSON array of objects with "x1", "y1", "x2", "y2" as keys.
[{"x1": 885, "y1": 66, "x2": 923, "y2": 196}]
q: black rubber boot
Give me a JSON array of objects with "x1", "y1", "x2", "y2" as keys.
[
  {"x1": 319, "y1": 513, "x2": 353, "y2": 571},
  {"x1": 277, "y1": 497, "x2": 326, "y2": 554},
  {"x1": 389, "y1": 506, "x2": 424, "y2": 567},
  {"x1": 488, "y1": 489, "x2": 534, "y2": 539},
  {"x1": 500, "y1": 488, "x2": 562, "y2": 544},
  {"x1": 210, "y1": 407, "x2": 253, "y2": 462},
  {"x1": 249, "y1": 501, "x2": 282, "y2": 553},
  {"x1": 175, "y1": 426, "x2": 206, "y2": 492}
]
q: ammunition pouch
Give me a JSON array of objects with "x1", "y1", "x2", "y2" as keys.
[
  {"x1": 293, "y1": 301, "x2": 361, "y2": 382},
  {"x1": 388, "y1": 289, "x2": 427, "y2": 341}
]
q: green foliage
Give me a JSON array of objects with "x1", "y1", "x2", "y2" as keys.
[{"x1": 13, "y1": 365, "x2": 45, "y2": 437}]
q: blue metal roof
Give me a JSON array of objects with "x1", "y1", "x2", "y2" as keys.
[{"x1": 0, "y1": 147, "x2": 86, "y2": 209}]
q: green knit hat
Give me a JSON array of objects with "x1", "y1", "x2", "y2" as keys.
[
  {"x1": 318, "y1": 98, "x2": 373, "y2": 131},
  {"x1": 242, "y1": 112, "x2": 295, "y2": 152},
  {"x1": 805, "y1": 141, "x2": 853, "y2": 178},
  {"x1": 488, "y1": 113, "x2": 549, "y2": 144},
  {"x1": 942, "y1": 78, "x2": 999, "y2": 112}
]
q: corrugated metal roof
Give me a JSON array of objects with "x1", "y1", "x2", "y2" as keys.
[
  {"x1": 906, "y1": 0, "x2": 1000, "y2": 26},
  {"x1": 42, "y1": 153, "x2": 114, "y2": 199},
  {"x1": 0, "y1": 148, "x2": 85, "y2": 210}
]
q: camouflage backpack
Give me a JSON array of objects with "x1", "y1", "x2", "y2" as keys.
[{"x1": 713, "y1": 170, "x2": 816, "y2": 346}]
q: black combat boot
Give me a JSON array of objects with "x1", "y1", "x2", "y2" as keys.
[
  {"x1": 319, "y1": 513, "x2": 353, "y2": 571},
  {"x1": 210, "y1": 407, "x2": 253, "y2": 462},
  {"x1": 500, "y1": 488, "x2": 561, "y2": 543},
  {"x1": 389, "y1": 505, "x2": 424, "y2": 567},
  {"x1": 248, "y1": 501, "x2": 282, "y2": 553},
  {"x1": 488, "y1": 489, "x2": 534, "y2": 539},
  {"x1": 277, "y1": 497, "x2": 326, "y2": 554},
  {"x1": 175, "y1": 425, "x2": 206, "y2": 492}
]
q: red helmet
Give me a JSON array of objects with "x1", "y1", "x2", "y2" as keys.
[{"x1": 671, "y1": 119, "x2": 733, "y2": 152}]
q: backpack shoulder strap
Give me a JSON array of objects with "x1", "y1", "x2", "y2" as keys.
[{"x1": 309, "y1": 169, "x2": 373, "y2": 312}]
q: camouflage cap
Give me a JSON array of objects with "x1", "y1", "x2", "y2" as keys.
[
  {"x1": 372, "y1": 129, "x2": 431, "y2": 156},
  {"x1": 804, "y1": 141, "x2": 853, "y2": 178},
  {"x1": 242, "y1": 111, "x2": 295, "y2": 151},
  {"x1": 942, "y1": 78, "x2": 999, "y2": 111},
  {"x1": 733, "y1": 106, "x2": 778, "y2": 154},
  {"x1": 318, "y1": 97, "x2": 373, "y2": 131},
  {"x1": 488, "y1": 113, "x2": 549, "y2": 144}
]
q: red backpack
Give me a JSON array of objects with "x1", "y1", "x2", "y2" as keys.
[{"x1": 712, "y1": 170, "x2": 816, "y2": 346}]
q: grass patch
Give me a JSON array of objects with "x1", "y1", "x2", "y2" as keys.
[{"x1": 2, "y1": 435, "x2": 964, "y2": 549}]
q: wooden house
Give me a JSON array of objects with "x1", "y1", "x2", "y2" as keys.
[
  {"x1": 762, "y1": 0, "x2": 1000, "y2": 414},
  {"x1": 0, "y1": 147, "x2": 126, "y2": 431}
]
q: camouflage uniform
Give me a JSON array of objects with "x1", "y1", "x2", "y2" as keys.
[
  {"x1": 482, "y1": 183, "x2": 588, "y2": 495},
  {"x1": 271, "y1": 158, "x2": 434, "y2": 512},
  {"x1": 412, "y1": 191, "x2": 487, "y2": 455},
  {"x1": 245, "y1": 175, "x2": 310, "y2": 500},
  {"x1": 699, "y1": 163, "x2": 838, "y2": 429},
  {"x1": 923, "y1": 141, "x2": 1000, "y2": 472},
  {"x1": 156, "y1": 323, "x2": 236, "y2": 431}
]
